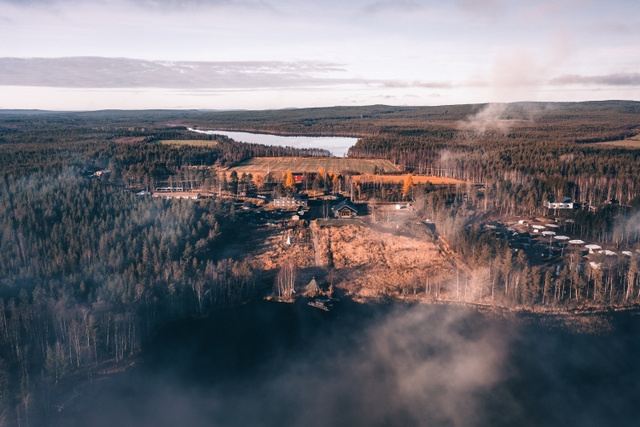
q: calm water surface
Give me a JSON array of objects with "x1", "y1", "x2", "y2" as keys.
[{"x1": 189, "y1": 128, "x2": 359, "y2": 157}]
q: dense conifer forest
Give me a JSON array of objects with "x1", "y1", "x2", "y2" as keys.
[{"x1": 0, "y1": 112, "x2": 327, "y2": 423}]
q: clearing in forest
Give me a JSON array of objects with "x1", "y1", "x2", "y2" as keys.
[
  {"x1": 229, "y1": 157, "x2": 401, "y2": 175},
  {"x1": 157, "y1": 140, "x2": 219, "y2": 147},
  {"x1": 248, "y1": 220, "x2": 457, "y2": 301},
  {"x1": 594, "y1": 136, "x2": 640, "y2": 149}
]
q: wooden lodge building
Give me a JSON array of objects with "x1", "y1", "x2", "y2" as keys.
[{"x1": 331, "y1": 199, "x2": 358, "y2": 218}]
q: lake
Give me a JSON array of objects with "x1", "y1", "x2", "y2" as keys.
[
  {"x1": 188, "y1": 128, "x2": 359, "y2": 157},
  {"x1": 47, "y1": 301, "x2": 640, "y2": 427}
]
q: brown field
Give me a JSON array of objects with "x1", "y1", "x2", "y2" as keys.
[
  {"x1": 594, "y1": 138, "x2": 640, "y2": 149},
  {"x1": 352, "y1": 174, "x2": 464, "y2": 185},
  {"x1": 229, "y1": 157, "x2": 401, "y2": 175},
  {"x1": 158, "y1": 140, "x2": 219, "y2": 147},
  {"x1": 246, "y1": 221, "x2": 458, "y2": 301},
  {"x1": 115, "y1": 137, "x2": 147, "y2": 143}
]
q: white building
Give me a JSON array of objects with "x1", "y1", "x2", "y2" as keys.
[{"x1": 546, "y1": 197, "x2": 574, "y2": 210}]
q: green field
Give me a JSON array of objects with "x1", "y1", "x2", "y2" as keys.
[
  {"x1": 158, "y1": 140, "x2": 218, "y2": 147},
  {"x1": 229, "y1": 157, "x2": 401, "y2": 175}
]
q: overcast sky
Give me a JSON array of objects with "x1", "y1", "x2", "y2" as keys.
[{"x1": 1, "y1": 0, "x2": 639, "y2": 110}]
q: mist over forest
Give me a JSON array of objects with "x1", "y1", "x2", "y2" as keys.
[
  {"x1": 1, "y1": 102, "x2": 640, "y2": 426},
  {"x1": 49, "y1": 302, "x2": 640, "y2": 427}
]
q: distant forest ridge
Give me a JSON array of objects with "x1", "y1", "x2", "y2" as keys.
[{"x1": 1, "y1": 100, "x2": 639, "y2": 136}]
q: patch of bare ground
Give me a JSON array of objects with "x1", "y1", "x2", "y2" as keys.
[
  {"x1": 248, "y1": 219, "x2": 457, "y2": 301},
  {"x1": 114, "y1": 136, "x2": 147, "y2": 143},
  {"x1": 249, "y1": 224, "x2": 319, "y2": 279},
  {"x1": 594, "y1": 138, "x2": 640, "y2": 149}
]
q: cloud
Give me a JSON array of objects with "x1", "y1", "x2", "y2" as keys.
[
  {"x1": 491, "y1": 50, "x2": 544, "y2": 90},
  {"x1": 593, "y1": 21, "x2": 635, "y2": 35},
  {"x1": 549, "y1": 73, "x2": 640, "y2": 86},
  {"x1": 0, "y1": 57, "x2": 351, "y2": 89},
  {"x1": 131, "y1": 0, "x2": 278, "y2": 12},
  {"x1": 0, "y1": 57, "x2": 487, "y2": 93},
  {"x1": 0, "y1": 0, "x2": 253, "y2": 5},
  {"x1": 382, "y1": 80, "x2": 455, "y2": 89},
  {"x1": 458, "y1": 0, "x2": 505, "y2": 17},
  {"x1": 362, "y1": 0, "x2": 423, "y2": 14}
]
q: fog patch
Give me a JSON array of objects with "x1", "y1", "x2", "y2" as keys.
[
  {"x1": 46, "y1": 302, "x2": 640, "y2": 427},
  {"x1": 52, "y1": 304, "x2": 515, "y2": 426},
  {"x1": 458, "y1": 102, "x2": 552, "y2": 135},
  {"x1": 458, "y1": 103, "x2": 511, "y2": 135}
]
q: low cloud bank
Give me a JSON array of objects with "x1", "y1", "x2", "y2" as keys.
[{"x1": 0, "y1": 57, "x2": 347, "y2": 89}]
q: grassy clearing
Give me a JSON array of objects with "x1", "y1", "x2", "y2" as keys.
[
  {"x1": 158, "y1": 140, "x2": 219, "y2": 147},
  {"x1": 352, "y1": 174, "x2": 464, "y2": 185},
  {"x1": 229, "y1": 157, "x2": 401, "y2": 175}
]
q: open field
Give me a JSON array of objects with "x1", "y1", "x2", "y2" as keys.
[
  {"x1": 114, "y1": 136, "x2": 147, "y2": 143},
  {"x1": 247, "y1": 221, "x2": 456, "y2": 300},
  {"x1": 352, "y1": 174, "x2": 464, "y2": 185},
  {"x1": 157, "y1": 139, "x2": 219, "y2": 147},
  {"x1": 229, "y1": 157, "x2": 401, "y2": 175},
  {"x1": 594, "y1": 137, "x2": 640, "y2": 149}
]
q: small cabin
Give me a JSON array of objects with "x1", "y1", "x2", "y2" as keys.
[
  {"x1": 331, "y1": 200, "x2": 358, "y2": 219},
  {"x1": 305, "y1": 277, "x2": 320, "y2": 295}
]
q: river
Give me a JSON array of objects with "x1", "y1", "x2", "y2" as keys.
[
  {"x1": 47, "y1": 301, "x2": 640, "y2": 427},
  {"x1": 188, "y1": 128, "x2": 359, "y2": 157}
]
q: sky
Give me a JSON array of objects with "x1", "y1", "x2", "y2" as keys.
[{"x1": 1, "y1": 0, "x2": 639, "y2": 110}]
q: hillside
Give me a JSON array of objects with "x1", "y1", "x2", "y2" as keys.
[{"x1": 247, "y1": 220, "x2": 458, "y2": 301}]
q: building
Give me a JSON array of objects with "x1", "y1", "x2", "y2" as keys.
[
  {"x1": 546, "y1": 197, "x2": 574, "y2": 210},
  {"x1": 273, "y1": 194, "x2": 308, "y2": 208},
  {"x1": 153, "y1": 192, "x2": 200, "y2": 200},
  {"x1": 304, "y1": 277, "x2": 320, "y2": 295},
  {"x1": 93, "y1": 169, "x2": 111, "y2": 177},
  {"x1": 332, "y1": 199, "x2": 358, "y2": 218}
]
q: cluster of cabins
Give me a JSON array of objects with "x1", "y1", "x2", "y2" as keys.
[
  {"x1": 272, "y1": 194, "x2": 359, "y2": 219},
  {"x1": 545, "y1": 197, "x2": 621, "y2": 212},
  {"x1": 483, "y1": 218, "x2": 636, "y2": 269}
]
